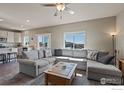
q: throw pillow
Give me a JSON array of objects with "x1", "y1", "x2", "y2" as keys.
[
  {"x1": 109, "y1": 58, "x2": 115, "y2": 65},
  {"x1": 87, "y1": 50, "x2": 98, "y2": 61},
  {"x1": 44, "y1": 48, "x2": 52, "y2": 58},
  {"x1": 98, "y1": 55, "x2": 114, "y2": 64},
  {"x1": 97, "y1": 51, "x2": 109, "y2": 62},
  {"x1": 38, "y1": 49, "x2": 44, "y2": 59}
]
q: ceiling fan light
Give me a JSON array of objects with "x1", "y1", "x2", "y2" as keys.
[{"x1": 56, "y1": 3, "x2": 65, "y2": 11}]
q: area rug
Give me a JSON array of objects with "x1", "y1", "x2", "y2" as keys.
[
  {"x1": 0, "y1": 62, "x2": 103, "y2": 85},
  {"x1": 0, "y1": 72, "x2": 100, "y2": 85},
  {"x1": 0, "y1": 73, "x2": 45, "y2": 85}
]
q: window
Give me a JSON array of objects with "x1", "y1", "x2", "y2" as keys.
[
  {"x1": 24, "y1": 36, "x2": 30, "y2": 46},
  {"x1": 37, "y1": 33, "x2": 51, "y2": 49},
  {"x1": 64, "y1": 32, "x2": 85, "y2": 49}
]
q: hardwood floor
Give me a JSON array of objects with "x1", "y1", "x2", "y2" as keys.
[{"x1": 0, "y1": 61, "x2": 18, "y2": 78}]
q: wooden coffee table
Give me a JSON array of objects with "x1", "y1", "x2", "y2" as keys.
[{"x1": 44, "y1": 62, "x2": 77, "y2": 85}]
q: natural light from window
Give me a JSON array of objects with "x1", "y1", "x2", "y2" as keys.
[
  {"x1": 76, "y1": 73, "x2": 83, "y2": 77},
  {"x1": 37, "y1": 33, "x2": 51, "y2": 49},
  {"x1": 24, "y1": 36, "x2": 30, "y2": 46},
  {"x1": 64, "y1": 32, "x2": 85, "y2": 49}
]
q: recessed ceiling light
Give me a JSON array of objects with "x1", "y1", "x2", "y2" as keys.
[
  {"x1": 26, "y1": 19, "x2": 30, "y2": 23},
  {"x1": 0, "y1": 19, "x2": 4, "y2": 21},
  {"x1": 70, "y1": 11, "x2": 74, "y2": 15},
  {"x1": 20, "y1": 25, "x2": 24, "y2": 28}
]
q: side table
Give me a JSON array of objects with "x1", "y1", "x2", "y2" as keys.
[{"x1": 119, "y1": 60, "x2": 124, "y2": 84}]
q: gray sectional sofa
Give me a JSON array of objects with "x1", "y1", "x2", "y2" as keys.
[
  {"x1": 18, "y1": 49, "x2": 122, "y2": 84},
  {"x1": 55, "y1": 49, "x2": 87, "y2": 70},
  {"x1": 18, "y1": 49, "x2": 56, "y2": 77}
]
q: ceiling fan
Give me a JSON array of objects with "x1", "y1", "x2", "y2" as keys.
[{"x1": 41, "y1": 3, "x2": 75, "y2": 19}]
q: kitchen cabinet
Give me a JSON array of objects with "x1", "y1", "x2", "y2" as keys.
[
  {"x1": 0, "y1": 31, "x2": 22, "y2": 43},
  {"x1": 0, "y1": 31, "x2": 7, "y2": 38},
  {"x1": 14, "y1": 32, "x2": 22, "y2": 43},
  {"x1": 7, "y1": 32, "x2": 14, "y2": 43}
]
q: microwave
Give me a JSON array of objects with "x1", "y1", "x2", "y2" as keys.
[{"x1": 0, "y1": 38, "x2": 7, "y2": 43}]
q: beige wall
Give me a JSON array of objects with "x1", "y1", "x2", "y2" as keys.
[
  {"x1": 116, "y1": 9, "x2": 124, "y2": 59},
  {"x1": 26, "y1": 16, "x2": 116, "y2": 52}
]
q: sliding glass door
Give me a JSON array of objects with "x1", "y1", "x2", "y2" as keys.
[{"x1": 37, "y1": 33, "x2": 51, "y2": 49}]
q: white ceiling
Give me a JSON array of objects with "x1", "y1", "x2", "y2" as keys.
[{"x1": 0, "y1": 3, "x2": 124, "y2": 31}]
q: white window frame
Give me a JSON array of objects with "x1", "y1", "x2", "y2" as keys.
[
  {"x1": 23, "y1": 36, "x2": 30, "y2": 46},
  {"x1": 36, "y1": 33, "x2": 51, "y2": 49},
  {"x1": 64, "y1": 31, "x2": 86, "y2": 50}
]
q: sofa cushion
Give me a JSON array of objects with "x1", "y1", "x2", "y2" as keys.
[
  {"x1": 69, "y1": 57, "x2": 86, "y2": 62},
  {"x1": 87, "y1": 60, "x2": 122, "y2": 77},
  {"x1": 44, "y1": 48, "x2": 52, "y2": 57},
  {"x1": 18, "y1": 59, "x2": 49, "y2": 67},
  {"x1": 98, "y1": 55, "x2": 114, "y2": 64},
  {"x1": 42, "y1": 57, "x2": 56, "y2": 64},
  {"x1": 62, "y1": 49, "x2": 73, "y2": 57},
  {"x1": 18, "y1": 59, "x2": 36, "y2": 66},
  {"x1": 69, "y1": 57, "x2": 87, "y2": 70},
  {"x1": 56, "y1": 56, "x2": 69, "y2": 62},
  {"x1": 38, "y1": 49, "x2": 44, "y2": 59},
  {"x1": 87, "y1": 50, "x2": 98, "y2": 61},
  {"x1": 22, "y1": 50, "x2": 39, "y2": 60},
  {"x1": 35, "y1": 59, "x2": 49, "y2": 68},
  {"x1": 73, "y1": 49, "x2": 87, "y2": 58},
  {"x1": 97, "y1": 51, "x2": 109, "y2": 62}
]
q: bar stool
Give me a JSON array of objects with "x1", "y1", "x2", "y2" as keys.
[
  {"x1": 0, "y1": 53, "x2": 6, "y2": 64},
  {"x1": 7, "y1": 52, "x2": 17, "y2": 63}
]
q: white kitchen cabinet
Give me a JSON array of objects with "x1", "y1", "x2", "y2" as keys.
[
  {"x1": 7, "y1": 32, "x2": 14, "y2": 43},
  {"x1": 14, "y1": 32, "x2": 22, "y2": 43},
  {"x1": 0, "y1": 31, "x2": 7, "y2": 38}
]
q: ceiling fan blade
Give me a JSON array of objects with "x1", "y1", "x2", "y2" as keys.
[
  {"x1": 65, "y1": 7, "x2": 75, "y2": 14},
  {"x1": 41, "y1": 4, "x2": 56, "y2": 7},
  {"x1": 65, "y1": 3, "x2": 70, "y2": 6}
]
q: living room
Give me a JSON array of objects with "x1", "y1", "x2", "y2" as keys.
[{"x1": 0, "y1": 1, "x2": 124, "y2": 92}]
